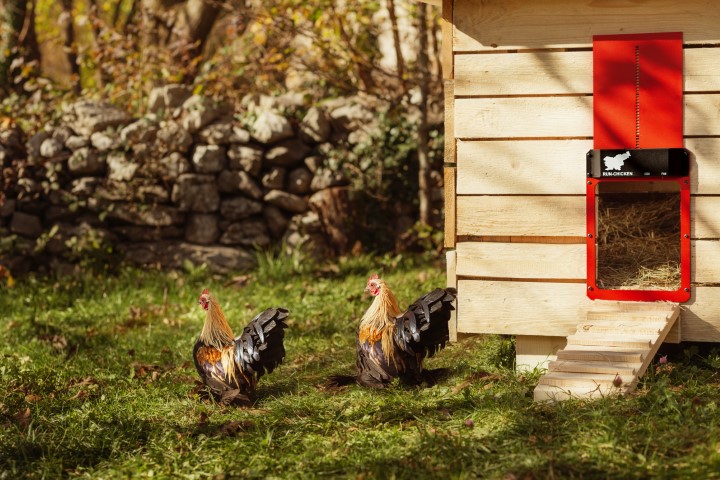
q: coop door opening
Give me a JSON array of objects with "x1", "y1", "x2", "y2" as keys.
[
  {"x1": 596, "y1": 182, "x2": 680, "y2": 291},
  {"x1": 587, "y1": 174, "x2": 690, "y2": 302},
  {"x1": 588, "y1": 32, "x2": 690, "y2": 302}
]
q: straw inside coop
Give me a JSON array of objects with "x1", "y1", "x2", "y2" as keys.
[{"x1": 596, "y1": 192, "x2": 681, "y2": 290}]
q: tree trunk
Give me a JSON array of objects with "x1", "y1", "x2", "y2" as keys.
[
  {"x1": 112, "y1": 0, "x2": 125, "y2": 26},
  {"x1": 308, "y1": 187, "x2": 353, "y2": 256},
  {"x1": 181, "y1": 0, "x2": 220, "y2": 59},
  {"x1": 429, "y1": 8, "x2": 440, "y2": 81},
  {"x1": 21, "y1": 0, "x2": 40, "y2": 63},
  {"x1": 386, "y1": 0, "x2": 406, "y2": 95},
  {"x1": 123, "y1": 0, "x2": 138, "y2": 32},
  {"x1": 0, "y1": 0, "x2": 26, "y2": 89},
  {"x1": 60, "y1": 0, "x2": 81, "y2": 93},
  {"x1": 417, "y1": 3, "x2": 431, "y2": 226}
]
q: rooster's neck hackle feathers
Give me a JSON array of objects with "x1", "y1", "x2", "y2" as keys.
[
  {"x1": 359, "y1": 278, "x2": 401, "y2": 362},
  {"x1": 199, "y1": 292, "x2": 235, "y2": 349}
]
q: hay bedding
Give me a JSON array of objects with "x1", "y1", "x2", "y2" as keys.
[{"x1": 596, "y1": 193, "x2": 681, "y2": 290}]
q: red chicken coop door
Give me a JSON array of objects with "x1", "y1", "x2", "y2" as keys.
[{"x1": 587, "y1": 32, "x2": 690, "y2": 302}]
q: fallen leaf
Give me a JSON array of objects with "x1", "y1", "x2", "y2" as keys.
[
  {"x1": 70, "y1": 390, "x2": 88, "y2": 400},
  {"x1": 219, "y1": 420, "x2": 254, "y2": 436},
  {"x1": 71, "y1": 376, "x2": 97, "y2": 388},
  {"x1": 15, "y1": 407, "x2": 31, "y2": 429},
  {"x1": 24, "y1": 394, "x2": 40, "y2": 403}
]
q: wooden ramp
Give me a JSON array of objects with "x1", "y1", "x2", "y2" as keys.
[{"x1": 534, "y1": 302, "x2": 681, "y2": 402}]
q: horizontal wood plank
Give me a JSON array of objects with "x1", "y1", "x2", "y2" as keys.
[
  {"x1": 693, "y1": 197, "x2": 720, "y2": 239},
  {"x1": 457, "y1": 280, "x2": 720, "y2": 342},
  {"x1": 456, "y1": 138, "x2": 720, "y2": 196},
  {"x1": 457, "y1": 280, "x2": 593, "y2": 336},
  {"x1": 454, "y1": 48, "x2": 720, "y2": 96},
  {"x1": 454, "y1": 0, "x2": 720, "y2": 52},
  {"x1": 456, "y1": 139, "x2": 591, "y2": 195},
  {"x1": 457, "y1": 195, "x2": 720, "y2": 240},
  {"x1": 455, "y1": 50, "x2": 590, "y2": 96},
  {"x1": 456, "y1": 242, "x2": 585, "y2": 279},
  {"x1": 454, "y1": 96, "x2": 592, "y2": 139},
  {"x1": 456, "y1": 195, "x2": 585, "y2": 237},
  {"x1": 456, "y1": 239, "x2": 720, "y2": 283},
  {"x1": 455, "y1": 95, "x2": 720, "y2": 139},
  {"x1": 688, "y1": 138, "x2": 720, "y2": 195},
  {"x1": 694, "y1": 240, "x2": 720, "y2": 284}
]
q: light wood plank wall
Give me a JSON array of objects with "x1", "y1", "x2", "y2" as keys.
[{"x1": 448, "y1": 0, "x2": 720, "y2": 342}]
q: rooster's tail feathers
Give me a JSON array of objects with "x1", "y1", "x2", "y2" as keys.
[
  {"x1": 235, "y1": 307, "x2": 289, "y2": 379},
  {"x1": 394, "y1": 288, "x2": 457, "y2": 358}
]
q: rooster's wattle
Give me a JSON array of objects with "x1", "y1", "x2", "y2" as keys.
[
  {"x1": 331, "y1": 275, "x2": 457, "y2": 388},
  {"x1": 193, "y1": 289, "x2": 289, "y2": 404}
]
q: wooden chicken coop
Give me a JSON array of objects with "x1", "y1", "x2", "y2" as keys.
[{"x1": 435, "y1": 0, "x2": 720, "y2": 401}]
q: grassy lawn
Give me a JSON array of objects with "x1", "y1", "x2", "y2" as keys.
[{"x1": 2, "y1": 252, "x2": 720, "y2": 479}]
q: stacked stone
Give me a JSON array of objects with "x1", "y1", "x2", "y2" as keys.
[{"x1": 0, "y1": 86, "x2": 389, "y2": 274}]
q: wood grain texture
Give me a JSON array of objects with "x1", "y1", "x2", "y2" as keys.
[
  {"x1": 456, "y1": 239, "x2": 720, "y2": 283},
  {"x1": 455, "y1": 138, "x2": 720, "y2": 196},
  {"x1": 457, "y1": 280, "x2": 720, "y2": 341},
  {"x1": 454, "y1": 96, "x2": 592, "y2": 139},
  {"x1": 689, "y1": 138, "x2": 720, "y2": 195},
  {"x1": 454, "y1": 47, "x2": 720, "y2": 96},
  {"x1": 454, "y1": 94, "x2": 720, "y2": 139},
  {"x1": 693, "y1": 197, "x2": 720, "y2": 239},
  {"x1": 455, "y1": 50, "x2": 590, "y2": 96},
  {"x1": 694, "y1": 240, "x2": 720, "y2": 284},
  {"x1": 456, "y1": 139, "x2": 591, "y2": 195},
  {"x1": 457, "y1": 280, "x2": 592, "y2": 336},
  {"x1": 444, "y1": 166, "x2": 456, "y2": 247},
  {"x1": 456, "y1": 195, "x2": 586, "y2": 237},
  {"x1": 456, "y1": 242, "x2": 585, "y2": 279},
  {"x1": 453, "y1": 0, "x2": 720, "y2": 52},
  {"x1": 446, "y1": 249, "x2": 458, "y2": 342}
]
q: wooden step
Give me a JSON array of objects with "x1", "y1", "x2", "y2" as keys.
[
  {"x1": 577, "y1": 318, "x2": 668, "y2": 335},
  {"x1": 566, "y1": 333, "x2": 656, "y2": 349},
  {"x1": 538, "y1": 372, "x2": 633, "y2": 388},
  {"x1": 534, "y1": 301, "x2": 680, "y2": 402},
  {"x1": 556, "y1": 347, "x2": 645, "y2": 363},
  {"x1": 548, "y1": 360, "x2": 639, "y2": 376}
]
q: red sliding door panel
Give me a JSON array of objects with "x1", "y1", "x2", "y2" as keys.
[
  {"x1": 588, "y1": 32, "x2": 689, "y2": 303},
  {"x1": 593, "y1": 32, "x2": 683, "y2": 149}
]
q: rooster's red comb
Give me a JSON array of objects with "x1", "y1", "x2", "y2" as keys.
[
  {"x1": 368, "y1": 274, "x2": 379, "y2": 281},
  {"x1": 201, "y1": 288, "x2": 209, "y2": 296}
]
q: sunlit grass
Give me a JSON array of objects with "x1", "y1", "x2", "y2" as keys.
[{"x1": 2, "y1": 254, "x2": 720, "y2": 478}]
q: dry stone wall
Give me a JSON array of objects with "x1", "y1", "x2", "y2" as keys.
[{"x1": 0, "y1": 85, "x2": 382, "y2": 274}]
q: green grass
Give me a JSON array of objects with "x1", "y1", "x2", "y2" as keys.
[{"x1": 2, "y1": 253, "x2": 720, "y2": 479}]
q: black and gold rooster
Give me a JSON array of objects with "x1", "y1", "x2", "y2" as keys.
[
  {"x1": 330, "y1": 275, "x2": 457, "y2": 388},
  {"x1": 193, "y1": 289, "x2": 288, "y2": 405}
]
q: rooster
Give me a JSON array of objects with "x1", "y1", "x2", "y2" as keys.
[
  {"x1": 193, "y1": 288, "x2": 289, "y2": 405},
  {"x1": 330, "y1": 275, "x2": 457, "y2": 388}
]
